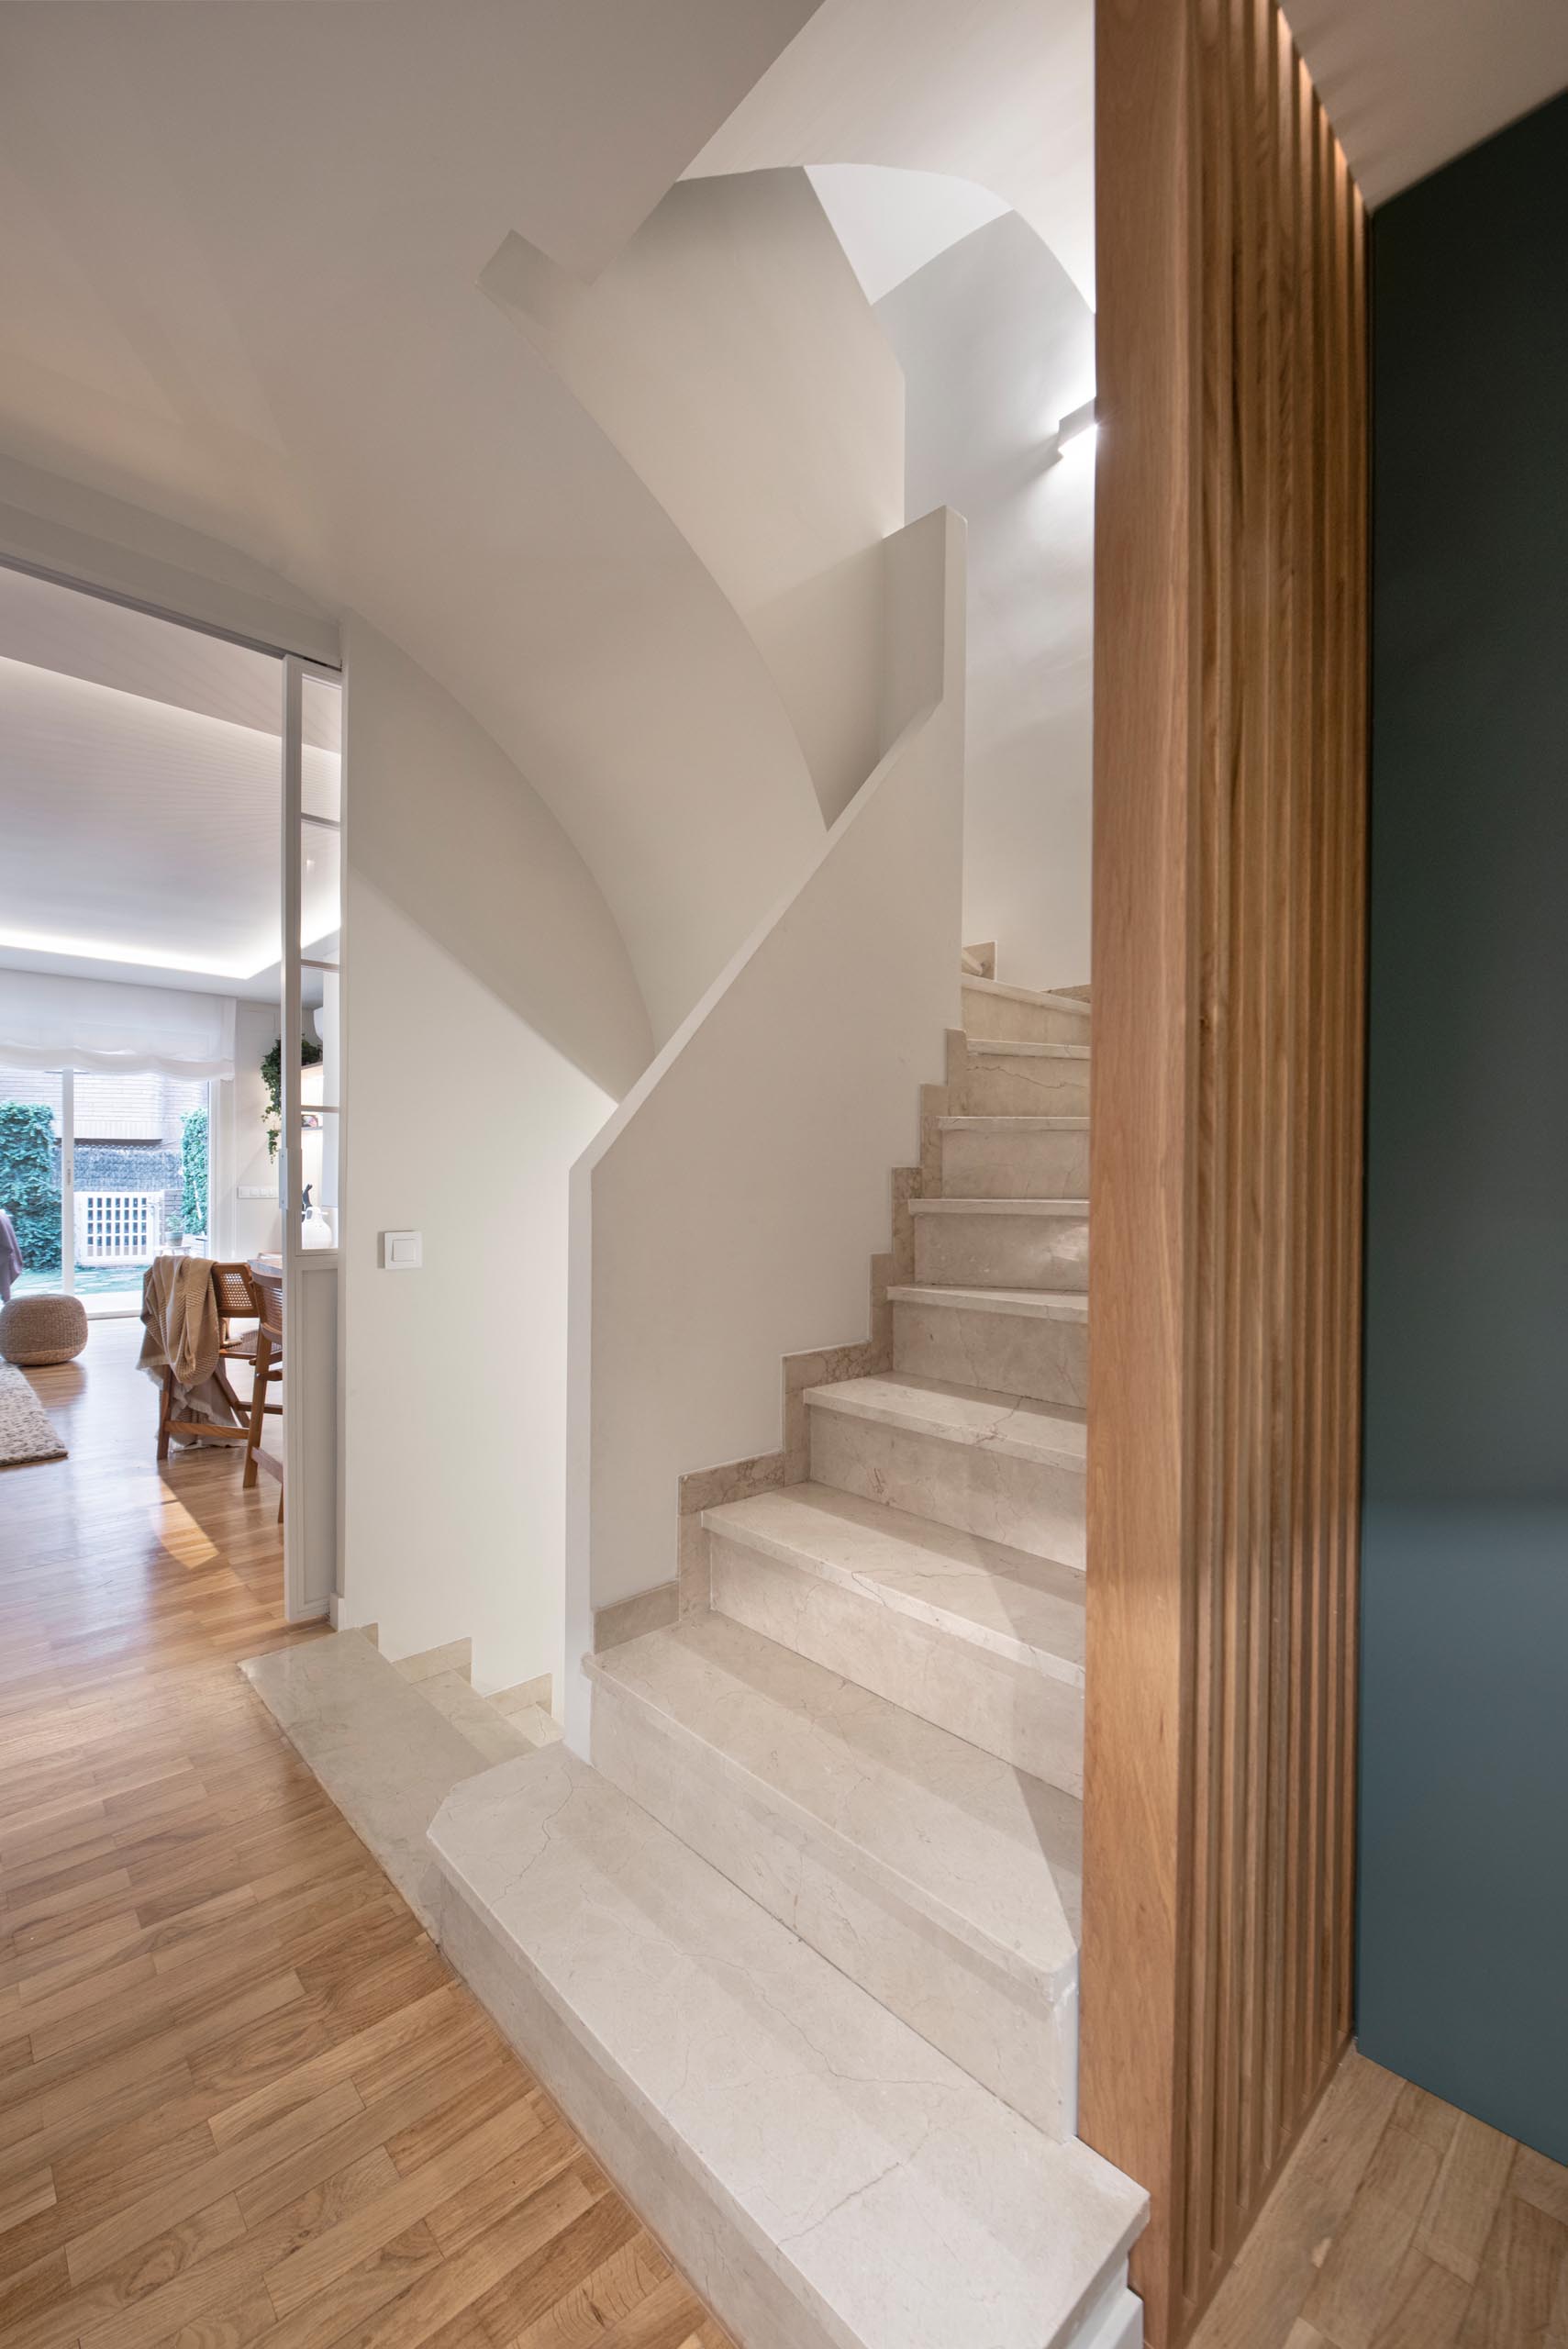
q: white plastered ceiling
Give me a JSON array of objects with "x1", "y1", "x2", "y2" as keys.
[
  {"x1": 0, "y1": 0, "x2": 828, "y2": 1048},
  {"x1": 1284, "y1": 0, "x2": 1568, "y2": 207},
  {"x1": 0, "y1": 565, "x2": 339, "y2": 1001}
]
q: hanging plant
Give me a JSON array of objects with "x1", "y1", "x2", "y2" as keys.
[{"x1": 261, "y1": 1035, "x2": 323, "y2": 1158}]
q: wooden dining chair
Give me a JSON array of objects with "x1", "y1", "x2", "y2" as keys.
[
  {"x1": 155, "y1": 1260, "x2": 261, "y2": 1457},
  {"x1": 242, "y1": 1265, "x2": 284, "y2": 1520}
]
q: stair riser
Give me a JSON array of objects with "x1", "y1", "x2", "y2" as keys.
[
  {"x1": 960, "y1": 1060, "x2": 1090, "y2": 1118},
  {"x1": 810, "y1": 1408, "x2": 1085, "y2": 1567},
  {"x1": 893, "y1": 1297, "x2": 1087, "y2": 1408},
  {"x1": 590, "y1": 1673, "x2": 1077, "y2": 2141},
  {"x1": 708, "y1": 1532, "x2": 1084, "y2": 1794},
  {"x1": 962, "y1": 987, "x2": 1092, "y2": 1045},
  {"x1": 436, "y1": 1881, "x2": 817, "y2": 2349},
  {"x1": 940, "y1": 1124, "x2": 1089, "y2": 1198},
  {"x1": 914, "y1": 1211, "x2": 1088, "y2": 1292}
]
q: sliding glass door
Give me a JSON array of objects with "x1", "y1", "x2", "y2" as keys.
[
  {"x1": 280, "y1": 656, "x2": 344, "y2": 1622},
  {"x1": 71, "y1": 1068, "x2": 210, "y2": 1315},
  {"x1": 0, "y1": 1063, "x2": 207, "y2": 1318}
]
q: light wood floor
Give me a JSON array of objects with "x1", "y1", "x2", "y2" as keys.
[
  {"x1": 1191, "y1": 2046, "x2": 1568, "y2": 2349},
  {"x1": 0, "y1": 1319, "x2": 730, "y2": 2349}
]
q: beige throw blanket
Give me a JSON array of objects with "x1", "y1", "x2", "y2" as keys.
[{"x1": 139, "y1": 1257, "x2": 242, "y2": 1442}]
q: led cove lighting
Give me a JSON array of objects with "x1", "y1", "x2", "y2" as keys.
[{"x1": 0, "y1": 925, "x2": 275, "y2": 980}]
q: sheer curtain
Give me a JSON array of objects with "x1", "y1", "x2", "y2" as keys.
[{"x1": 0, "y1": 972, "x2": 236, "y2": 1078}]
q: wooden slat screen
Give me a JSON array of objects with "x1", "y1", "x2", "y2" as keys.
[{"x1": 1081, "y1": 0, "x2": 1368, "y2": 2340}]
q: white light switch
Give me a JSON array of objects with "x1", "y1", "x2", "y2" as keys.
[{"x1": 382, "y1": 1230, "x2": 422, "y2": 1270}]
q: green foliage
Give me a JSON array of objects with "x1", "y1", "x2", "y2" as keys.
[
  {"x1": 0, "y1": 1100, "x2": 62, "y2": 1273},
  {"x1": 261, "y1": 1035, "x2": 322, "y2": 1158},
  {"x1": 181, "y1": 1106, "x2": 209, "y2": 1238}
]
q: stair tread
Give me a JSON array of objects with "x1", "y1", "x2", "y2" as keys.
[
  {"x1": 589, "y1": 1612, "x2": 1081, "y2": 1977},
  {"x1": 962, "y1": 977, "x2": 1092, "y2": 1016},
  {"x1": 940, "y1": 1115, "x2": 1087, "y2": 1130},
  {"x1": 806, "y1": 1371, "x2": 1086, "y2": 1470},
  {"x1": 708, "y1": 1465, "x2": 1079, "y2": 1672},
  {"x1": 910, "y1": 1196, "x2": 1088, "y2": 1215},
  {"x1": 615, "y1": 1625, "x2": 1089, "y2": 1991},
  {"x1": 431, "y1": 1747, "x2": 1144, "y2": 2349},
  {"x1": 889, "y1": 1284, "x2": 1089, "y2": 1322},
  {"x1": 704, "y1": 1481, "x2": 1084, "y2": 1681},
  {"x1": 968, "y1": 1039, "x2": 1090, "y2": 1059}
]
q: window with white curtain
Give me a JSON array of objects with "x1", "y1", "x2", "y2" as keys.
[{"x1": 0, "y1": 971, "x2": 236, "y2": 1078}]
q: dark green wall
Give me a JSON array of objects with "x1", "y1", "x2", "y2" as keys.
[{"x1": 1359, "y1": 90, "x2": 1568, "y2": 2155}]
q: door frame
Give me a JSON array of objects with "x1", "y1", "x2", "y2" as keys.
[{"x1": 0, "y1": 552, "x2": 345, "y2": 1620}]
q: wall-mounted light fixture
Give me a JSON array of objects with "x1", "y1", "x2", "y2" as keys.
[
  {"x1": 1056, "y1": 397, "x2": 1097, "y2": 449},
  {"x1": 1041, "y1": 396, "x2": 1099, "y2": 470}
]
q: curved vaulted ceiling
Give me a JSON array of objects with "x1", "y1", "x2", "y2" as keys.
[
  {"x1": 0, "y1": 0, "x2": 1110, "y2": 1049},
  {"x1": 483, "y1": 168, "x2": 904, "y2": 831},
  {"x1": 0, "y1": 0, "x2": 828, "y2": 1046},
  {"x1": 684, "y1": 0, "x2": 1095, "y2": 305}
]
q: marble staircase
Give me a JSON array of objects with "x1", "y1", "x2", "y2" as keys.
[{"x1": 429, "y1": 963, "x2": 1147, "y2": 2349}]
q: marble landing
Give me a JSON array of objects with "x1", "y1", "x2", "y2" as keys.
[
  {"x1": 239, "y1": 1629, "x2": 497, "y2": 1932},
  {"x1": 430, "y1": 1743, "x2": 1147, "y2": 2349}
]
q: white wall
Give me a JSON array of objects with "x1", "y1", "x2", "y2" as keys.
[
  {"x1": 486, "y1": 169, "x2": 905, "y2": 828},
  {"x1": 566, "y1": 507, "x2": 965, "y2": 1750},
  {"x1": 877, "y1": 213, "x2": 1095, "y2": 989},
  {"x1": 339, "y1": 619, "x2": 642, "y2": 1698}
]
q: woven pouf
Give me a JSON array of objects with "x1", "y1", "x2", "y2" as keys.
[{"x1": 0, "y1": 1293, "x2": 89, "y2": 1367}]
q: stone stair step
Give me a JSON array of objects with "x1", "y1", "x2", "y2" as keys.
[
  {"x1": 806, "y1": 1372, "x2": 1085, "y2": 1563},
  {"x1": 911, "y1": 1196, "x2": 1089, "y2": 1290},
  {"x1": 962, "y1": 977, "x2": 1093, "y2": 1043},
  {"x1": 431, "y1": 1746, "x2": 1144, "y2": 2349},
  {"x1": 581, "y1": 1613, "x2": 1076, "y2": 2131},
  {"x1": 939, "y1": 1114, "x2": 1089, "y2": 1198},
  {"x1": 889, "y1": 1283, "x2": 1088, "y2": 1407},
  {"x1": 704, "y1": 1480, "x2": 1083, "y2": 1675},
  {"x1": 961, "y1": 1041, "x2": 1090, "y2": 1117},
  {"x1": 703, "y1": 1479, "x2": 1084, "y2": 1785}
]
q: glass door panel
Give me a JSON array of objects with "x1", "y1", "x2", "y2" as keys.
[
  {"x1": 282, "y1": 657, "x2": 344, "y2": 1620},
  {"x1": 71, "y1": 1068, "x2": 209, "y2": 1317},
  {"x1": 294, "y1": 668, "x2": 341, "y2": 1252}
]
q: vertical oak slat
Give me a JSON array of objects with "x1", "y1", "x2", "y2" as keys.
[
  {"x1": 1084, "y1": 1, "x2": 1368, "y2": 2338},
  {"x1": 1082, "y1": 1, "x2": 1201, "y2": 2340}
]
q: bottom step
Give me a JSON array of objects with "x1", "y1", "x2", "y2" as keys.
[{"x1": 430, "y1": 1746, "x2": 1145, "y2": 2349}]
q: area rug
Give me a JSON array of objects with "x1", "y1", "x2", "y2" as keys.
[{"x1": 0, "y1": 1361, "x2": 67, "y2": 1466}]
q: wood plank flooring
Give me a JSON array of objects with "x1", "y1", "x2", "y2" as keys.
[
  {"x1": 1190, "y1": 2046, "x2": 1568, "y2": 2349},
  {"x1": 0, "y1": 1319, "x2": 730, "y2": 2349}
]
